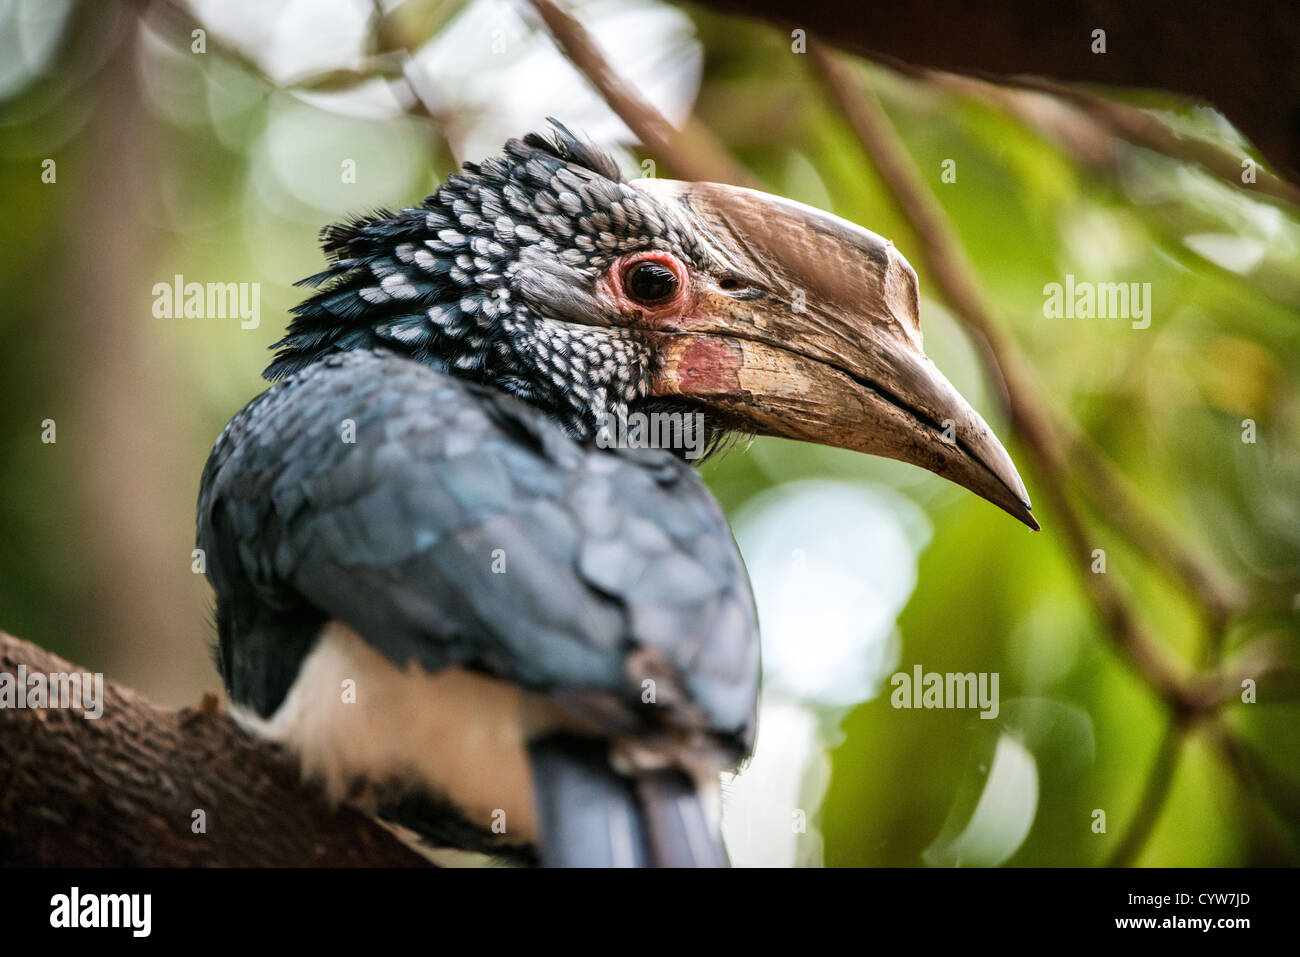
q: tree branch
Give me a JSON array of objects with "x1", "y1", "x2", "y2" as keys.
[
  {"x1": 906, "y1": 68, "x2": 1300, "y2": 314},
  {"x1": 1205, "y1": 720, "x2": 1300, "y2": 835},
  {"x1": 524, "y1": 0, "x2": 757, "y2": 187},
  {"x1": 692, "y1": 0, "x2": 1300, "y2": 182},
  {"x1": 0, "y1": 633, "x2": 429, "y2": 867},
  {"x1": 1106, "y1": 718, "x2": 1187, "y2": 867},
  {"x1": 806, "y1": 42, "x2": 1194, "y2": 703},
  {"x1": 801, "y1": 43, "x2": 1300, "y2": 869},
  {"x1": 983, "y1": 72, "x2": 1300, "y2": 208}
]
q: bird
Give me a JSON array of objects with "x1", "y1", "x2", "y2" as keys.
[{"x1": 196, "y1": 120, "x2": 1036, "y2": 868}]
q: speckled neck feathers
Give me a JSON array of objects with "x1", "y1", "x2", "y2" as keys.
[{"x1": 266, "y1": 122, "x2": 712, "y2": 441}]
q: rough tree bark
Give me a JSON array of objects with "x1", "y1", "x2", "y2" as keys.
[{"x1": 0, "y1": 633, "x2": 428, "y2": 866}]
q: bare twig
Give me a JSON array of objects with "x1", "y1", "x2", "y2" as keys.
[
  {"x1": 1205, "y1": 721, "x2": 1300, "y2": 836},
  {"x1": 999, "y1": 74, "x2": 1300, "y2": 208},
  {"x1": 1106, "y1": 719, "x2": 1187, "y2": 867},
  {"x1": 807, "y1": 42, "x2": 1193, "y2": 704},
  {"x1": 1184, "y1": 634, "x2": 1300, "y2": 711},
  {"x1": 803, "y1": 43, "x2": 1300, "y2": 868},
  {"x1": 1065, "y1": 438, "x2": 1243, "y2": 632},
  {"x1": 365, "y1": 0, "x2": 458, "y2": 133},
  {"x1": 894, "y1": 65, "x2": 1300, "y2": 207},
  {"x1": 146, "y1": 0, "x2": 453, "y2": 141},
  {"x1": 911, "y1": 68, "x2": 1300, "y2": 316},
  {"x1": 814, "y1": 48, "x2": 1244, "y2": 634},
  {"x1": 523, "y1": 0, "x2": 757, "y2": 187}
]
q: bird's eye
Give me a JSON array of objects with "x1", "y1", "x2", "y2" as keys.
[{"x1": 623, "y1": 261, "x2": 680, "y2": 305}]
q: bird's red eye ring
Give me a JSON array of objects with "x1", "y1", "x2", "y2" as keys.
[{"x1": 621, "y1": 256, "x2": 682, "y2": 306}]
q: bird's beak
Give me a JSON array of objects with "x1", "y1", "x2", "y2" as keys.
[{"x1": 629, "y1": 179, "x2": 1038, "y2": 530}]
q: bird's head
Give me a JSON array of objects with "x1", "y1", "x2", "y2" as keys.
[{"x1": 270, "y1": 121, "x2": 1036, "y2": 529}]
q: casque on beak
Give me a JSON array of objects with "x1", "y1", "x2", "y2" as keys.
[{"x1": 630, "y1": 178, "x2": 1039, "y2": 531}]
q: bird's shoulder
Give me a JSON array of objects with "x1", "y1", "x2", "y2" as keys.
[{"x1": 199, "y1": 348, "x2": 758, "y2": 751}]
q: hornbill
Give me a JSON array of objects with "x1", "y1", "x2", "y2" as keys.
[{"x1": 197, "y1": 121, "x2": 1036, "y2": 868}]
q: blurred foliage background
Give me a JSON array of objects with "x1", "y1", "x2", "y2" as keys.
[{"x1": 0, "y1": 0, "x2": 1297, "y2": 867}]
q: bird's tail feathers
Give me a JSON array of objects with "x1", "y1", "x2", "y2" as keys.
[{"x1": 528, "y1": 733, "x2": 726, "y2": 868}]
